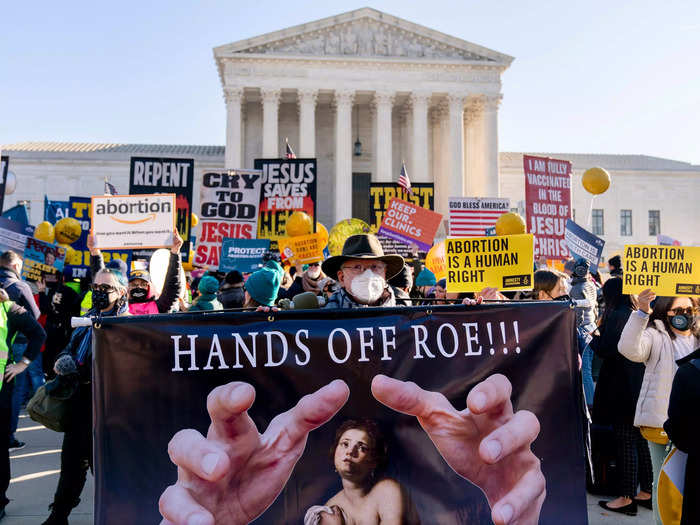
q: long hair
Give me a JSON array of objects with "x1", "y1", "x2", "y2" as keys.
[
  {"x1": 330, "y1": 419, "x2": 388, "y2": 479},
  {"x1": 648, "y1": 296, "x2": 699, "y2": 340},
  {"x1": 600, "y1": 277, "x2": 636, "y2": 325}
]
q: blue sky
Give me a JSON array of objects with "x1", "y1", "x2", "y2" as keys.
[{"x1": 2, "y1": 1, "x2": 699, "y2": 163}]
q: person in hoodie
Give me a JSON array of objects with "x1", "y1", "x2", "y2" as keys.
[
  {"x1": 88, "y1": 230, "x2": 183, "y2": 315},
  {"x1": 218, "y1": 270, "x2": 245, "y2": 309},
  {"x1": 188, "y1": 275, "x2": 223, "y2": 312}
]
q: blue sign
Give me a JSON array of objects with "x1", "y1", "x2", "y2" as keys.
[
  {"x1": 44, "y1": 196, "x2": 71, "y2": 223},
  {"x1": 564, "y1": 219, "x2": 605, "y2": 267},
  {"x1": 2, "y1": 204, "x2": 29, "y2": 225},
  {"x1": 0, "y1": 217, "x2": 34, "y2": 256},
  {"x1": 219, "y1": 238, "x2": 270, "y2": 273}
]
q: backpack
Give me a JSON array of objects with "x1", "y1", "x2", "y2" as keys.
[{"x1": 26, "y1": 376, "x2": 77, "y2": 432}]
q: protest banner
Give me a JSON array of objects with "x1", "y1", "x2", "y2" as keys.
[
  {"x1": 446, "y1": 234, "x2": 534, "y2": 293},
  {"x1": 196, "y1": 169, "x2": 262, "y2": 268},
  {"x1": 0, "y1": 156, "x2": 8, "y2": 213},
  {"x1": 44, "y1": 197, "x2": 71, "y2": 223},
  {"x1": 255, "y1": 159, "x2": 317, "y2": 249},
  {"x1": 278, "y1": 232, "x2": 326, "y2": 265},
  {"x1": 90, "y1": 194, "x2": 175, "y2": 250},
  {"x1": 93, "y1": 303, "x2": 586, "y2": 525},
  {"x1": 622, "y1": 244, "x2": 700, "y2": 296},
  {"x1": 448, "y1": 197, "x2": 510, "y2": 237},
  {"x1": 219, "y1": 238, "x2": 270, "y2": 273},
  {"x1": 369, "y1": 183, "x2": 434, "y2": 258},
  {"x1": 564, "y1": 219, "x2": 605, "y2": 267},
  {"x1": 67, "y1": 197, "x2": 131, "y2": 279},
  {"x1": 20, "y1": 237, "x2": 66, "y2": 281},
  {"x1": 524, "y1": 155, "x2": 572, "y2": 260},
  {"x1": 377, "y1": 198, "x2": 443, "y2": 252},
  {"x1": 0, "y1": 217, "x2": 34, "y2": 256},
  {"x1": 129, "y1": 157, "x2": 194, "y2": 259}
]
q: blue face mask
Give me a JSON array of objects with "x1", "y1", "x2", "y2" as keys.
[{"x1": 669, "y1": 313, "x2": 692, "y2": 331}]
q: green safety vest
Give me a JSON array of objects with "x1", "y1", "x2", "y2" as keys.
[
  {"x1": 0, "y1": 302, "x2": 12, "y2": 392},
  {"x1": 80, "y1": 291, "x2": 92, "y2": 316}
]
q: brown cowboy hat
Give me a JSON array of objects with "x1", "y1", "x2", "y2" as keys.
[{"x1": 321, "y1": 234, "x2": 405, "y2": 280}]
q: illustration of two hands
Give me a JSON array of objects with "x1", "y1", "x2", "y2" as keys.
[{"x1": 159, "y1": 374, "x2": 545, "y2": 525}]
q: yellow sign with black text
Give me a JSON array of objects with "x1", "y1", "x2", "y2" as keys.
[
  {"x1": 446, "y1": 234, "x2": 534, "y2": 293},
  {"x1": 622, "y1": 244, "x2": 700, "y2": 296},
  {"x1": 278, "y1": 232, "x2": 325, "y2": 266}
]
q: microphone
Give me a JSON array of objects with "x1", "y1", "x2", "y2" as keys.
[{"x1": 278, "y1": 291, "x2": 326, "y2": 310}]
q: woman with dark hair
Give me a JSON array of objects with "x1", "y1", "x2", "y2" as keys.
[
  {"x1": 532, "y1": 269, "x2": 568, "y2": 300},
  {"x1": 305, "y1": 419, "x2": 419, "y2": 525},
  {"x1": 593, "y1": 278, "x2": 652, "y2": 515},
  {"x1": 618, "y1": 289, "x2": 699, "y2": 524}
]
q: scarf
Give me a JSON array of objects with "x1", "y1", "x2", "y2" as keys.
[{"x1": 302, "y1": 271, "x2": 326, "y2": 294}]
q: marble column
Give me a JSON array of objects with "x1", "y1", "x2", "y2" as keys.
[
  {"x1": 261, "y1": 88, "x2": 281, "y2": 158},
  {"x1": 297, "y1": 89, "x2": 318, "y2": 158},
  {"x1": 334, "y1": 90, "x2": 355, "y2": 222},
  {"x1": 430, "y1": 105, "x2": 447, "y2": 217},
  {"x1": 224, "y1": 87, "x2": 243, "y2": 169},
  {"x1": 447, "y1": 94, "x2": 466, "y2": 200},
  {"x1": 373, "y1": 91, "x2": 394, "y2": 182},
  {"x1": 410, "y1": 92, "x2": 430, "y2": 182},
  {"x1": 482, "y1": 94, "x2": 502, "y2": 197},
  {"x1": 464, "y1": 97, "x2": 483, "y2": 196}
]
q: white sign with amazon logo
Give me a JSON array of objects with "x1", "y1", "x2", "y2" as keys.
[{"x1": 91, "y1": 194, "x2": 176, "y2": 250}]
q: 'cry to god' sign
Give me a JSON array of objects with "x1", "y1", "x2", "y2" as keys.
[
  {"x1": 446, "y1": 234, "x2": 534, "y2": 293},
  {"x1": 622, "y1": 244, "x2": 700, "y2": 296}
]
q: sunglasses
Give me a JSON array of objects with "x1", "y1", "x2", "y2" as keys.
[
  {"x1": 668, "y1": 307, "x2": 698, "y2": 316},
  {"x1": 308, "y1": 263, "x2": 320, "y2": 267},
  {"x1": 91, "y1": 284, "x2": 117, "y2": 294}
]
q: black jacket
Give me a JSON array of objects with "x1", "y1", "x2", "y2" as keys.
[
  {"x1": 664, "y1": 358, "x2": 700, "y2": 525},
  {"x1": 590, "y1": 305, "x2": 645, "y2": 426},
  {"x1": 218, "y1": 285, "x2": 245, "y2": 309},
  {"x1": 0, "y1": 267, "x2": 41, "y2": 345},
  {"x1": 3, "y1": 301, "x2": 46, "y2": 384}
]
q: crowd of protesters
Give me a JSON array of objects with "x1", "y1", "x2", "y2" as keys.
[{"x1": 0, "y1": 229, "x2": 694, "y2": 523}]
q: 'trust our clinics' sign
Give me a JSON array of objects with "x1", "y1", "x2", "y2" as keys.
[{"x1": 377, "y1": 198, "x2": 443, "y2": 252}]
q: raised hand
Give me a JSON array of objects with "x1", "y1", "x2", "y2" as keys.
[
  {"x1": 637, "y1": 288, "x2": 656, "y2": 314},
  {"x1": 171, "y1": 229, "x2": 184, "y2": 254},
  {"x1": 87, "y1": 234, "x2": 100, "y2": 256},
  {"x1": 159, "y1": 380, "x2": 350, "y2": 525},
  {"x1": 371, "y1": 374, "x2": 545, "y2": 525}
]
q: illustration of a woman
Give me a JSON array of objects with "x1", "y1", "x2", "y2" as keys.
[{"x1": 305, "y1": 419, "x2": 420, "y2": 525}]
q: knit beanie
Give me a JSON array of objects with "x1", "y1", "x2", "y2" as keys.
[
  {"x1": 198, "y1": 275, "x2": 220, "y2": 297},
  {"x1": 224, "y1": 270, "x2": 244, "y2": 285},
  {"x1": 245, "y1": 263, "x2": 282, "y2": 306},
  {"x1": 415, "y1": 268, "x2": 437, "y2": 287}
]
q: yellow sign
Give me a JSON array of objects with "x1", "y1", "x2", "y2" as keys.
[
  {"x1": 622, "y1": 245, "x2": 700, "y2": 296},
  {"x1": 446, "y1": 234, "x2": 534, "y2": 293},
  {"x1": 278, "y1": 232, "x2": 325, "y2": 265}
]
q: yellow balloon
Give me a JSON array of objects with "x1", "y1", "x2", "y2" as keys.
[
  {"x1": 286, "y1": 211, "x2": 313, "y2": 237},
  {"x1": 495, "y1": 212, "x2": 526, "y2": 236},
  {"x1": 58, "y1": 243, "x2": 80, "y2": 265},
  {"x1": 191, "y1": 213, "x2": 199, "y2": 227},
  {"x1": 182, "y1": 251, "x2": 196, "y2": 272},
  {"x1": 328, "y1": 219, "x2": 371, "y2": 256},
  {"x1": 34, "y1": 221, "x2": 55, "y2": 244},
  {"x1": 582, "y1": 167, "x2": 611, "y2": 195},
  {"x1": 316, "y1": 222, "x2": 329, "y2": 247},
  {"x1": 54, "y1": 217, "x2": 82, "y2": 245},
  {"x1": 425, "y1": 241, "x2": 446, "y2": 281}
]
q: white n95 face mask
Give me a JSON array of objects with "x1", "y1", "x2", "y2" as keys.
[{"x1": 350, "y1": 269, "x2": 385, "y2": 304}]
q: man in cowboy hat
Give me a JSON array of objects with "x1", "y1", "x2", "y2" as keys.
[{"x1": 321, "y1": 234, "x2": 405, "y2": 309}]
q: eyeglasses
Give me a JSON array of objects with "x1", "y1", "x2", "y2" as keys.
[
  {"x1": 308, "y1": 263, "x2": 320, "y2": 267},
  {"x1": 341, "y1": 262, "x2": 387, "y2": 275},
  {"x1": 91, "y1": 284, "x2": 117, "y2": 294},
  {"x1": 668, "y1": 307, "x2": 698, "y2": 316}
]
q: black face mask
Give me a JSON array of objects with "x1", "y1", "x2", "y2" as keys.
[
  {"x1": 669, "y1": 314, "x2": 693, "y2": 331},
  {"x1": 129, "y1": 287, "x2": 149, "y2": 303},
  {"x1": 92, "y1": 289, "x2": 113, "y2": 311}
]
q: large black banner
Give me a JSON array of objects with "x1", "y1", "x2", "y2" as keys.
[
  {"x1": 93, "y1": 303, "x2": 586, "y2": 524},
  {"x1": 129, "y1": 156, "x2": 195, "y2": 260}
]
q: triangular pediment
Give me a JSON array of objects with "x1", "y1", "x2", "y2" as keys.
[{"x1": 214, "y1": 8, "x2": 513, "y2": 65}]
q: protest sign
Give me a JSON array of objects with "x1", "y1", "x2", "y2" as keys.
[
  {"x1": 524, "y1": 155, "x2": 572, "y2": 260},
  {"x1": 657, "y1": 234, "x2": 681, "y2": 246},
  {"x1": 219, "y1": 238, "x2": 270, "y2": 273},
  {"x1": 44, "y1": 197, "x2": 71, "y2": 223},
  {"x1": 67, "y1": 197, "x2": 131, "y2": 279},
  {"x1": 196, "y1": 169, "x2": 262, "y2": 268},
  {"x1": 91, "y1": 194, "x2": 175, "y2": 250},
  {"x1": 446, "y1": 234, "x2": 534, "y2": 292},
  {"x1": 448, "y1": 197, "x2": 510, "y2": 237},
  {"x1": 1, "y1": 205, "x2": 29, "y2": 225},
  {"x1": 277, "y1": 232, "x2": 326, "y2": 265},
  {"x1": 369, "y1": 183, "x2": 434, "y2": 258},
  {"x1": 93, "y1": 303, "x2": 586, "y2": 525},
  {"x1": 0, "y1": 217, "x2": 34, "y2": 256},
  {"x1": 622, "y1": 245, "x2": 700, "y2": 296},
  {"x1": 21, "y1": 237, "x2": 66, "y2": 281},
  {"x1": 255, "y1": 159, "x2": 317, "y2": 249},
  {"x1": 565, "y1": 219, "x2": 605, "y2": 267},
  {"x1": 377, "y1": 198, "x2": 443, "y2": 252},
  {"x1": 0, "y1": 156, "x2": 8, "y2": 213},
  {"x1": 129, "y1": 157, "x2": 194, "y2": 258}
]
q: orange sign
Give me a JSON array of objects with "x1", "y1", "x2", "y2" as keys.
[{"x1": 377, "y1": 198, "x2": 443, "y2": 252}]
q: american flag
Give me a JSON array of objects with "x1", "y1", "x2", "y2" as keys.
[
  {"x1": 285, "y1": 138, "x2": 296, "y2": 159},
  {"x1": 104, "y1": 179, "x2": 118, "y2": 195},
  {"x1": 398, "y1": 161, "x2": 413, "y2": 196},
  {"x1": 448, "y1": 197, "x2": 510, "y2": 237}
]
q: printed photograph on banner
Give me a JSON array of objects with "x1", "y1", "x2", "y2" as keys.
[
  {"x1": 622, "y1": 244, "x2": 700, "y2": 296},
  {"x1": 448, "y1": 197, "x2": 510, "y2": 237},
  {"x1": 92, "y1": 304, "x2": 585, "y2": 525},
  {"x1": 377, "y1": 198, "x2": 443, "y2": 253},
  {"x1": 255, "y1": 158, "x2": 317, "y2": 248},
  {"x1": 564, "y1": 219, "x2": 605, "y2": 268},
  {"x1": 197, "y1": 169, "x2": 262, "y2": 268},
  {"x1": 20, "y1": 237, "x2": 66, "y2": 281},
  {"x1": 91, "y1": 194, "x2": 176, "y2": 250},
  {"x1": 523, "y1": 155, "x2": 571, "y2": 260},
  {"x1": 446, "y1": 234, "x2": 534, "y2": 293},
  {"x1": 219, "y1": 238, "x2": 270, "y2": 273}
]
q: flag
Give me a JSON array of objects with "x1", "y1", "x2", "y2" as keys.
[
  {"x1": 398, "y1": 161, "x2": 413, "y2": 196},
  {"x1": 285, "y1": 138, "x2": 296, "y2": 159},
  {"x1": 104, "y1": 179, "x2": 118, "y2": 196}
]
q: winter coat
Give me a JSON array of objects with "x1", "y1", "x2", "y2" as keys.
[
  {"x1": 569, "y1": 277, "x2": 598, "y2": 329},
  {"x1": 325, "y1": 287, "x2": 397, "y2": 309},
  {"x1": 590, "y1": 305, "x2": 645, "y2": 426},
  {"x1": 618, "y1": 310, "x2": 699, "y2": 428},
  {"x1": 218, "y1": 286, "x2": 245, "y2": 309},
  {"x1": 188, "y1": 294, "x2": 223, "y2": 312},
  {"x1": 0, "y1": 267, "x2": 41, "y2": 344}
]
